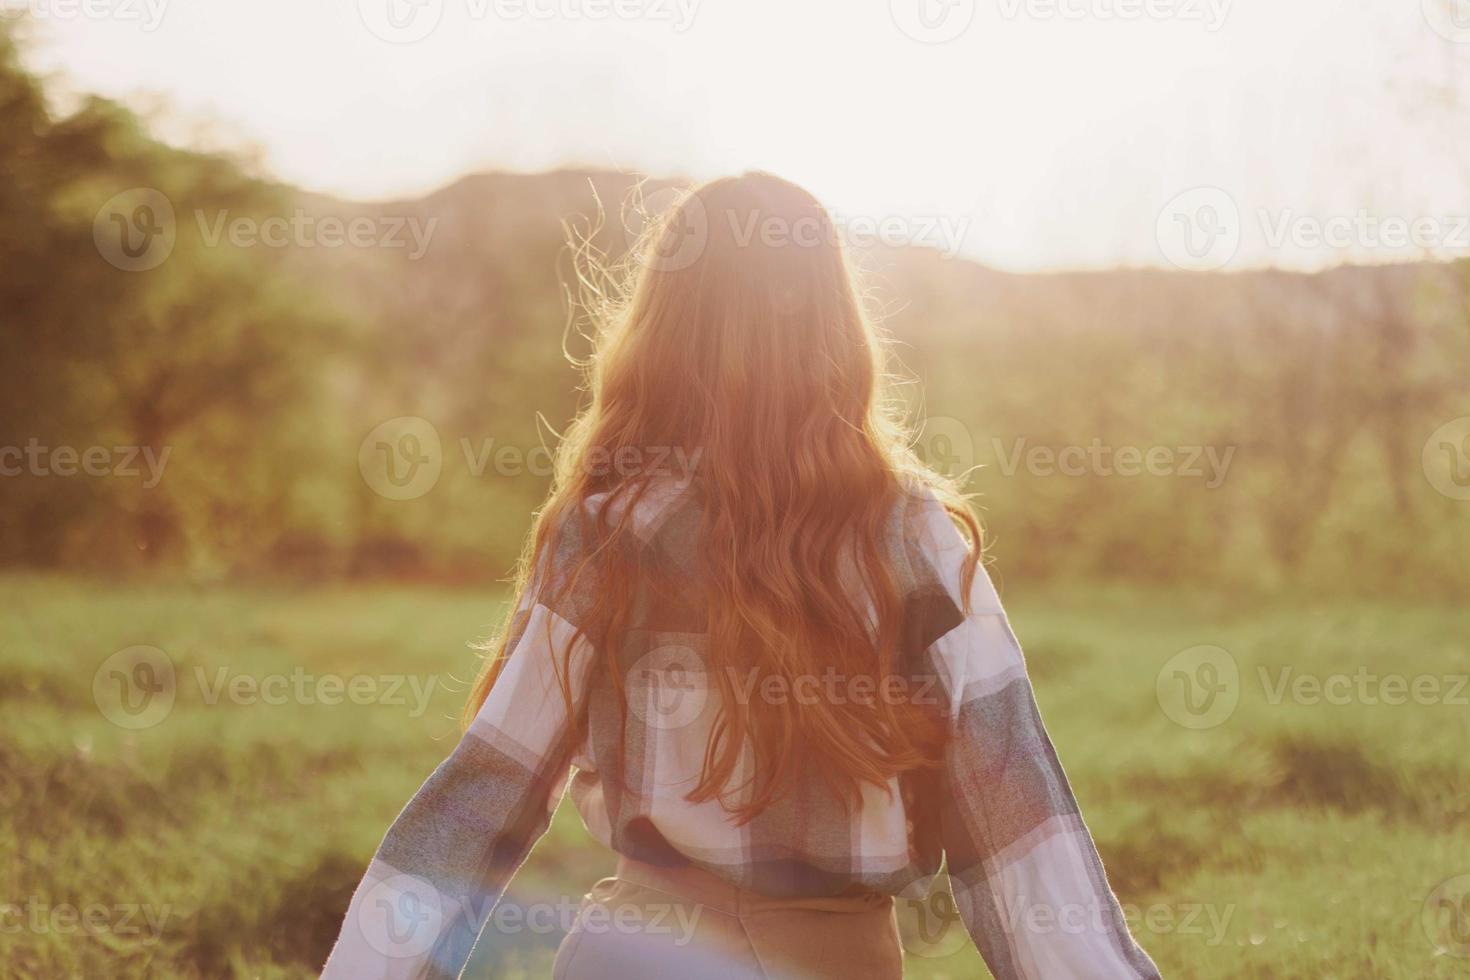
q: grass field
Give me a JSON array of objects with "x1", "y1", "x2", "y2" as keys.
[{"x1": 3, "y1": 573, "x2": 1467, "y2": 979}]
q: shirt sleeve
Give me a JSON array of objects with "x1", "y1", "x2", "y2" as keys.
[
  {"x1": 320, "y1": 590, "x2": 592, "y2": 980},
  {"x1": 911, "y1": 499, "x2": 1161, "y2": 980}
]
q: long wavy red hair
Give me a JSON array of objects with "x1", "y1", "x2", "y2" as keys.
[{"x1": 464, "y1": 172, "x2": 979, "y2": 822}]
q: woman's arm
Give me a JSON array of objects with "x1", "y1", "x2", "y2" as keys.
[
  {"x1": 321, "y1": 599, "x2": 590, "y2": 980},
  {"x1": 912, "y1": 500, "x2": 1161, "y2": 979}
]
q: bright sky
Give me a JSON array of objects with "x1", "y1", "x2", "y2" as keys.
[{"x1": 11, "y1": 0, "x2": 1470, "y2": 271}]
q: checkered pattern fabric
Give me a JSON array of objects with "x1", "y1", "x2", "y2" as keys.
[{"x1": 322, "y1": 482, "x2": 1160, "y2": 979}]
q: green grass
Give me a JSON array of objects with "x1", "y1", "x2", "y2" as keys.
[{"x1": 2, "y1": 574, "x2": 1467, "y2": 978}]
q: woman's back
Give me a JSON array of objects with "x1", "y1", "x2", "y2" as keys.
[{"x1": 561, "y1": 479, "x2": 960, "y2": 897}]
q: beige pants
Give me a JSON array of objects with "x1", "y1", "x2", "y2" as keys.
[{"x1": 552, "y1": 857, "x2": 903, "y2": 980}]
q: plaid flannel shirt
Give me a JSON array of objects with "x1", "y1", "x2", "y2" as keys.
[{"x1": 323, "y1": 481, "x2": 1161, "y2": 979}]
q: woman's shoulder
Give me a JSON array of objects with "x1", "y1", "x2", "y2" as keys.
[
  {"x1": 888, "y1": 479, "x2": 1000, "y2": 618},
  {"x1": 889, "y1": 479, "x2": 969, "y2": 561},
  {"x1": 547, "y1": 476, "x2": 702, "y2": 568}
]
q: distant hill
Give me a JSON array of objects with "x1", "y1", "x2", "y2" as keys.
[{"x1": 4, "y1": 7, "x2": 1465, "y2": 591}]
